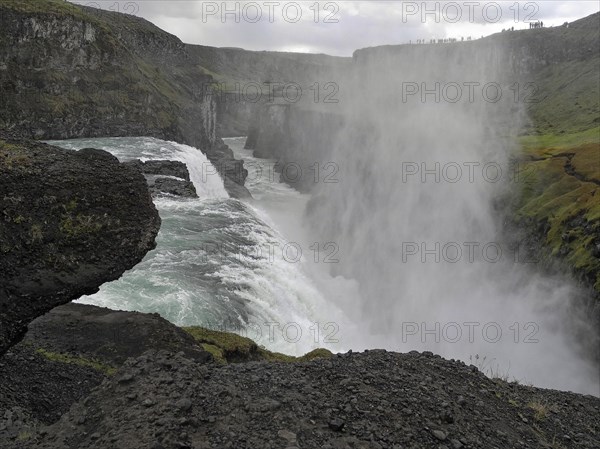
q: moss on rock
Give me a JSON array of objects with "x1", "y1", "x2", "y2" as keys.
[
  {"x1": 35, "y1": 348, "x2": 117, "y2": 376},
  {"x1": 183, "y1": 326, "x2": 333, "y2": 364}
]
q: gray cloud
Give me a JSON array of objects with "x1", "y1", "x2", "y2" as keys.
[{"x1": 73, "y1": 1, "x2": 600, "y2": 55}]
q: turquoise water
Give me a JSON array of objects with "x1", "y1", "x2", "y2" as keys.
[{"x1": 48, "y1": 136, "x2": 346, "y2": 355}]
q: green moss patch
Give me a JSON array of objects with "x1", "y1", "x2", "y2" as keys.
[
  {"x1": 36, "y1": 348, "x2": 117, "y2": 375},
  {"x1": 183, "y1": 326, "x2": 332, "y2": 364},
  {"x1": 0, "y1": 140, "x2": 32, "y2": 169}
]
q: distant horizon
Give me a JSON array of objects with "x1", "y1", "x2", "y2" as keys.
[{"x1": 71, "y1": 1, "x2": 600, "y2": 56}]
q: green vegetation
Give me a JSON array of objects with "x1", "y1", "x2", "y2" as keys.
[
  {"x1": 513, "y1": 128, "x2": 600, "y2": 294},
  {"x1": 17, "y1": 431, "x2": 32, "y2": 442},
  {"x1": 527, "y1": 59, "x2": 600, "y2": 135},
  {"x1": 1, "y1": 0, "x2": 84, "y2": 16},
  {"x1": 183, "y1": 326, "x2": 333, "y2": 364},
  {"x1": 58, "y1": 198, "x2": 104, "y2": 237},
  {"x1": 29, "y1": 224, "x2": 44, "y2": 243},
  {"x1": 0, "y1": 140, "x2": 32, "y2": 169},
  {"x1": 528, "y1": 401, "x2": 550, "y2": 422},
  {"x1": 519, "y1": 127, "x2": 599, "y2": 152},
  {"x1": 60, "y1": 213, "x2": 103, "y2": 237},
  {"x1": 36, "y1": 348, "x2": 117, "y2": 375}
]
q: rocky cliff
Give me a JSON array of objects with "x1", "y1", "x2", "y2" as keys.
[
  {"x1": 0, "y1": 0, "x2": 247, "y2": 196},
  {"x1": 0, "y1": 131, "x2": 161, "y2": 354},
  {"x1": 245, "y1": 103, "x2": 344, "y2": 192},
  {"x1": 186, "y1": 44, "x2": 351, "y2": 137}
]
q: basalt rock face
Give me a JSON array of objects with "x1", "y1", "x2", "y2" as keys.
[
  {"x1": 150, "y1": 177, "x2": 197, "y2": 198},
  {"x1": 0, "y1": 0, "x2": 246, "y2": 197},
  {"x1": 209, "y1": 139, "x2": 251, "y2": 199},
  {"x1": 0, "y1": 132, "x2": 161, "y2": 355}
]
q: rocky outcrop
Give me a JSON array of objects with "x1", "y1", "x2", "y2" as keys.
[
  {"x1": 1, "y1": 302, "x2": 598, "y2": 448},
  {"x1": 0, "y1": 132, "x2": 161, "y2": 355},
  {"x1": 137, "y1": 160, "x2": 192, "y2": 181},
  {"x1": 0, "y1": 303, "x2": 211, "y2": 438},
  {"x1": 125, "y1": 160, "x2": 199, "y2": 198},
  {"x1": 0, "y1": 0, "x2": 247, "y2": 197},
  {"x1": 9, "y1": 349, "x2": 600, "y2": 449},
  {"x1": 208, "y1": 140, "x2": 251, "y2": 199},
  {"x1": 150, "y1": 177, "x2": 197, "y2": 198}
]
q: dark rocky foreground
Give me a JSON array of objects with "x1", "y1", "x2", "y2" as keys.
[
  {"x1": 1, "y1": 305, "x2": 598, "y2": 449},
  {"x1": 0, "y1": 303, "x2": 211, "y2": 432},
  {"x1": 0, "y1": 132, "x2": 160, "y2": 355}
]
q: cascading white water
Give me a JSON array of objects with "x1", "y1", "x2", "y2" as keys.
[
  {"x1": 301, "y1": 43, "x2": 599, "y2": 395},
  {"x1": 48, "y1": 136, "x2": 345, "y2": 356},
  {"x1": 165, "y1": 141, "x2": 229, "y2": 199}
]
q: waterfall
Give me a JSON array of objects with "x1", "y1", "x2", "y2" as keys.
[
  {"x1": 163, "y1": 141, "x2": 229, "y2": 199},
  {"x1": 302, "y1": 43, "x2": 599, "y2": 395}
]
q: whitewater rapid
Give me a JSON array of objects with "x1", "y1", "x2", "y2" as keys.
[
  {"x1": 48, "y1": 135, "x2": 599, "y2": 396},
  {"x1": 49, "y1": 136, "x2": 347, "y2": 356}
]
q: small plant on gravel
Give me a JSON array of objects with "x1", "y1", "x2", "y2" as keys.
[
  {"x1": 528, "y1": 400, "x2": 549, "y2": 421},
  {"x1": 469, "y1": 354, "x2": 522, "y2": 383},
  {"x1": 17, "y1": 431, "x2": 32, "y2": 441},
  {"x1": 469, "y1": 354, "x2": 500, "y2": 377},
  {"x1": 29, "y1": 224, "x2": 43, "y2": 243}
]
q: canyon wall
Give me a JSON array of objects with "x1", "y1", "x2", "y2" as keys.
[{"x1": 0, "y1": 0, "x2": 246, "y2": 195}]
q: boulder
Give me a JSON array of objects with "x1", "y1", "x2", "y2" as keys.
[{"x1": 0, "y1": 133, "x2": 161, "y2": 355}]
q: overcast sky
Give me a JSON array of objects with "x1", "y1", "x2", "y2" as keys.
[{"x1": 73, "y1": 1, "x2": 600, "y2": 56}]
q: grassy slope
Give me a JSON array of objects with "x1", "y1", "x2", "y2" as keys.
[
  {"x1": 514, "y1": 129, "x2": 599, "y2": 293},
  {"x1": 507, "y1": 12, "x2": 600, "y2": 295},
  {"x1": 514, "y1": 126, "x2": 600, "y2": 297},
  {"x1": 527, "y1": 58, "x2": 600, "y2": 135}
]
